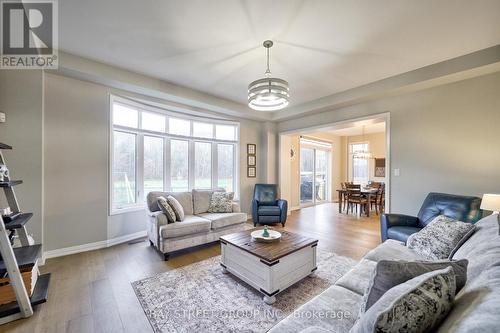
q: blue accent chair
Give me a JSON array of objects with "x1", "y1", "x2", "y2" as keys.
[
  {"x1": 252, "y1": 184, "x2": 288, "y2": 227},
  {"x1": 381, "y1": 192, "x2": 482, "y2": 243}
]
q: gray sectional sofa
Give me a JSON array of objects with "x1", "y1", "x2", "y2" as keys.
[
  {"x1": 269, "y1": 213, "x2": 500, "y2": 333},
  {"x1": 146, "y1": 190, "x2": 251, "y2": 259}
]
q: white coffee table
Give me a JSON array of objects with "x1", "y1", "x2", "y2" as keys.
[{"x1": 220, "y1": 229, "x2": 318, "y2": 304}]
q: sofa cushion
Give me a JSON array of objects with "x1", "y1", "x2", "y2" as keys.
[
  {"x1": 362, "y1": 259, "x2": 468, "y2": 313},
  {"x1": 407, "y1": 215, "x2": 476, "y2": 260},
  {"x1": 167, "y1": 195, "x2": 185, "y2": 221},
  {"x1": 147, "y1": 191, "x2": 193, "y2": 215},
  {"x1": 336, "y1": 259, "x2": 377, "y2": 296},
  {"x1": 159, "y1": 215, "x2": 211, "y2": 239},
  {"x1": 207, "y1": 192, "x2": 234, "y2": 213},
  {"x1": 387, "y1": 226, "x2": 421, "y2": 243},
  {"x1": 364, "y1": 239, "x2": 421, "y2": 262},
  {"x1": 268, "y1": 285, "x2": 362, "y2": 333},
  {"x1": 258, "y1": 205, "x2": 281, "y2": 216},
  {"x1": 197, "y1": 212, "x2": 247, "y2": 230},
  {"x1": 437, "y1": 264, "x2": 500, "y2": 333},
  {"x1": 351, "y1": 267, "x2": 456, "y2": 333},
  {"x1": 193, "y1": 189, "x2": 224, "y2": 214},
  {"x1": 157, "y1": 196, "x2": 176, "y2": 223}
]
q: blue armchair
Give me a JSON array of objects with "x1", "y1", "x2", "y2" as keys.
[
  {"x1": 381, "y1": 192, "x2": 482, "y2": 243},
  {"x1": 252, "y1": 184, "x2": 288, "y2": 227}
]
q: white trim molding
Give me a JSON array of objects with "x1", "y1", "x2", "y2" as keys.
[{"x1": 40, "y1": 230, "x2": 147, "y2": 265}]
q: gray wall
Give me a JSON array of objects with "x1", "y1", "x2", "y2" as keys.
[
  {"x1": 43, "y1": 73, "x2": 266, "y2": 250},
  {"x1": 0, "y1": 70, "x2": 44, "y2": 243},
  {"x1": 278, "y1": 71, "x2": 500, "y2": 215},
  {"x1": 44, "y1": 74, "x2": 109, "y2": 249}
]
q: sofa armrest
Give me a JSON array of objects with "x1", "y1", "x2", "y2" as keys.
[
  {"x1": 147, "y1": 210, "x2": 163, "y2": 218},
  {"x1": 231, "y1": 202, "x2": 241, "y2": 213},
  {"x1": 380, "y1": 213, "x2": 419, "y2": 242},
  {"x1": 251, "y1": 199, "x2": 259, "y2": 225},
  {"x1": 277, "y1": 199, "x2": 288, "y2": 223}
]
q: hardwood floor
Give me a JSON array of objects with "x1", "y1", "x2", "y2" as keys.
[{"x1": 1, "y1": 203, "x2": 380, "y2": 333}]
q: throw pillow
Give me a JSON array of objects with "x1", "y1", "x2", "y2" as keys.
[
  {"x1": 362, "y1": 259, "x2": 468, "y2": 313},
  {"x1": 208, "y1": 192, "x2": 234, "y2": 213},
  {"x1": 157, "y1": 196, "x2": 176, "y2": 223},
  {"x1": 407, "y1": 215, "x2": 476, "y2": 260},
  {"x1": 166, "y1": 195, "x2": 185, "y2": 221},
  {"x1": 350, "y1": 267, "x2": 456, "y2": 333},
  {"x1": 192, "y1": 189, "x2": 225, "y2": 214}
]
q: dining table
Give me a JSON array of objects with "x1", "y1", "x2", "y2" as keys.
[{"x1": 336, "y1": 187, "x2": 379, "y2": 217}]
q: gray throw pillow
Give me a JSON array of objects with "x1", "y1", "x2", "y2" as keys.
[
  {"x1": 407, "y1": 215, "x2": 476, "y2": 260},
  {"x1": 157, "y1": 196, "x2": 176, "y2": 223},
  {"x1": 208, "y1": 192, "x2": 234, "y2": 213},
  {"x1": 192, "y1": 189, "x2": 225, "y2": 214},
  {"x1": 167, "y1": 195, "x2": 185, "y2": 221},
  {"x1": 350, "y1": 267, "x2": 456, "y2": 333},
  {"x1": 362, "y1": 259, "x2": 468, "y2": 313}
]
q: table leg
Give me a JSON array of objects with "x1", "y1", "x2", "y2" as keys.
[
  {"x1": 366, "y1": 194, "x2": 370, "y2": 217},
  {"x1": 338, "y1": 192, "x2": 342, "y2": 213},
  {"x1": 263, "y1": 295, "x2": 276, "y2": 305}
]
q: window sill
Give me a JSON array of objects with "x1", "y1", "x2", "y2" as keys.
[{"x1": 110, "y1": 204, "x2": 146, "y2": 216}]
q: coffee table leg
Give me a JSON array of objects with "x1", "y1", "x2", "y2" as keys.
[{"x1": 263, "y1": 295, "x2": 276, "y2": 305}]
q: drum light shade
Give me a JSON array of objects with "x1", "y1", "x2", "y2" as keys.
[
  {"x1": 248, "y1": 40, "x2": 289, "y2": 111},
  {"x1": 481, "y1": 194, "x2": 500, "y2": 212}
]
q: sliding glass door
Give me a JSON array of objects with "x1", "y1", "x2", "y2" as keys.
[{"x1": 300, "y1": 146, "x2": 330, "y2": 206}]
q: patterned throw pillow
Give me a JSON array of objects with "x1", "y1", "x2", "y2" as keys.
[
  {"x1": 361, "y1": 259, "x2": 468, "y2": 313},
  {"x1": 166, "y1": 195, "x2": 185, "y2": 221},
  {"x1": 351, "y1": 267, "x2": 456, "y2": 333},
  {"x1": 407, "y1": 215, "x2": 476, "y2": 260},
  {"x1": 157, "y1": 196, "x2": 176, "y2": 223},
  {"x1": 207, "y1": 192, "x2": 234, "y2": 213}
]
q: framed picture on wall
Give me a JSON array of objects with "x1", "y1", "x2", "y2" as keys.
[
  {"x1": 247, "y1": 144, "x2": 256, "y2": 155},
  {"x1": 247, "y1": 155, "x2": 256, "y2": 166},
  {"x1": 247, "y1": 167, "x2": 256, "y2": 178},
  {"x1": 374, "y1": 158, "x2": 386, "y2": 177}
]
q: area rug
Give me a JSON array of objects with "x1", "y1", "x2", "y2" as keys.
[{"x1": 132, "y1": 251, "x2": 356, "y2": 333}]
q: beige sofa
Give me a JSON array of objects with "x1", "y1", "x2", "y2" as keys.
[{"x1": 146, "y1": 189, "x2": 251, "y2": 260}]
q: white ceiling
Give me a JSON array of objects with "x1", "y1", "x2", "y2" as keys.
[
  {"x1": 328, "y1": 122, "x2": 386, "y2": 136},
  {"x1": 59, "y1": 0, "x2": 500, "y2": 111}
]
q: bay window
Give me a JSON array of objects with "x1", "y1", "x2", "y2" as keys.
[{"x1": 110, "y1": 96, "x2": 239, "y2": 213}]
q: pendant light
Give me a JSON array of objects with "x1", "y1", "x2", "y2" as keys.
[
  {"x1": 353, "y1": 126, "x2": 372, "y2": 159},
  {"x1": 248, "y1": 40, "x2": 290, "y2": 111}
]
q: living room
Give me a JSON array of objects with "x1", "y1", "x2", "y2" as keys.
[{"x1": 0, "y1": 1, "x2": 499, "y2": 332}]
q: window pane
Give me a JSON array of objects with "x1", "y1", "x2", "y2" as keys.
[
  {"x1": 112, "y1": 131, "x2": 136, "y2": 207},
  {"x1": 169, "y1": 118, "x2": 190, "y2": 136},
  {"x1": 113, "y1": 104, "x2": 138, "y2": 128},
  {"x1": 193, "y1": 122, "x2": 213, "y2": 138},
  {"x1": 315, "y1": 150, "x2": 328, "y2": 201},
  {"x1": 216, "y1": 125, "x2": 236, "y2": 141},
  {"x1": 144, "y1": 136, "x2": 164, "y2": 198},
  {"x1": 142, "y1": 112, "x2": 165, "y2": 132},
  {"x1": 300, "y1": 148, "x2": 314, "y2": 203},
  {"x1": 195, "y1": 142, "x2": 212, "y2": 189},
  {"x1": 170, "y1": 140, "x2": 189, "y2": 191},
  {"x1": 217, "y1": 144, "x2": 234, "y2": 192},
  {"x1": 353, "y1": 158, "x2": 369, "y2": 184}
]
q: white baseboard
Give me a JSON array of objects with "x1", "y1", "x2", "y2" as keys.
[
  {"x1": 41, "y1": 230, "x2": 147, "y2": 265},
  {"x1": 290, "y1": 206, "x2": 301, "y2": 211}
]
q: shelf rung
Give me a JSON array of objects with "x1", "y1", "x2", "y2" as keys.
[
  {"x1": 0, "y1": 273, "x2": 51, "y2": 318},
  {"x1": 0, "y1": 181, "x2": 23, "y2": 187},
  {"x1": 0, "y1": 244, "x2": 42, "y2": 276},
  {"x1": 3, "y1": 213, "x2": 33, "y2": 230}
]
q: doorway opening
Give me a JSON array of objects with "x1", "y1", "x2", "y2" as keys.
[
  {"x1": 279, "y1": 113, "x2": 390, "y2": 215},
  {"x1": 299, "y1": 137, "x2": 331, "y2": 207}
]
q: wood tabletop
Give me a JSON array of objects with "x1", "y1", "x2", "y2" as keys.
[{"x1": 220, "y1": 229, "x2": 318, "y2": 263}]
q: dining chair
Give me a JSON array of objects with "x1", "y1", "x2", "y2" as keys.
[{"x1": 346, "y1": 188, "x2": 368, "y2": 216}]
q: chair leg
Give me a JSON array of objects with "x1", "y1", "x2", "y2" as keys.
[
  {"x1": 163, "y1": 253, "x2": 170, "y2": 261},
  {"x1": 281, "y1": 222, "x2": 285, "y2": 227}
]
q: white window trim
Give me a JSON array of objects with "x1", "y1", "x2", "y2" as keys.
[
  {"x1": 349, "y1": 141, "x2": 370, "y2": 184},
  {"x1": 109, "y1": 95, "x2": 240, "y2": 215}
]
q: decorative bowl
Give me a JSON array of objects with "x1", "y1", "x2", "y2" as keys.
[{"x1": 251, "y1": 229, "x2": 282, "y2": 243}]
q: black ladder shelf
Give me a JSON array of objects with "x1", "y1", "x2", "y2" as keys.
[{"x1": 0, "y1": 143, "x2": 50, "y2": 324}]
